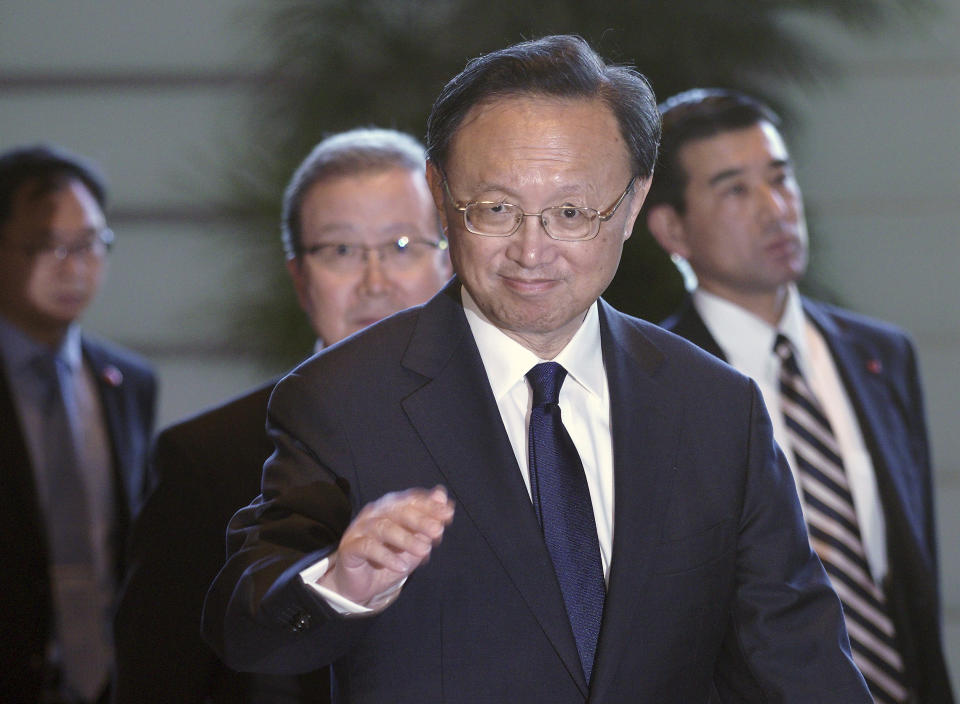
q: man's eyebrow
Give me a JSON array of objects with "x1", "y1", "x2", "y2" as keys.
[
  {"x1": 707, "y1": 167, "x2": 745, "y2": 187},
  {"x1": 707, "y1": 158, "x2": 793, "y2": 187},
  {"x1": 30, "y1": 226, "x2": 100, "y2": 240}
]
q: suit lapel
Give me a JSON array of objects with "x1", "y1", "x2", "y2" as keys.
[
  {"x1": 399, "y1": 282, "x2": 587, "y2": 694},
  {"x1": 664, "y1": 296, "x2": 727, "y2": 361},
  {"x1": 802, "y1": 300, "x2": 926, "y2": 551},
  {"x1": 589, "y1": 302, "x2": 684, "y2": 698},
  {"x1": 81, "y1": 339, "x2": 136, "y2": 551}
]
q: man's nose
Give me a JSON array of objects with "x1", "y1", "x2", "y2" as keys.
[
  {"x1": 757, "y1": 184, "x2": 790, "y2": 218},
  {"x1": 506, "y1": 213, "x2": 555, "y2": 267},
  {"x1": 359, "y1": 249, "x2": 389, "y2": 293}
]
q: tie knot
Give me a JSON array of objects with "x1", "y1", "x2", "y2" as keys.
[
  {"x1": 773, "y1": 333, "x2": 792, "y2": 357},
  {"x1": 526, "y1": 361, "x2": 567, "y2": 406},
  {"x1": 30, "y1": 351, "x2": 68, "y2": 407},
  {"x1": 774, "y1": 333, "x2": 804, "y2": 379}
]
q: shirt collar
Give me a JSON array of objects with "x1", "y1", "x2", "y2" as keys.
[
  {"x1": 60, "y1": 324, "x2": 83, "y2": 374},
  {"x1": 461, "y1": 286, "x2": 605, "y2": 401},
  {"x1": 693, "y1": 284, "x2": 807, "y2": 372},
  {"x1": 775, "y1": 286, "x2": 812, "y2": 375},
  {"x1": 0, "y1": 315, "x2": 82, "y2": 374}
]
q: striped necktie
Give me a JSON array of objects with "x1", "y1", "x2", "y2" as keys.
[
  {"x1": 526, "y1": 362, "x2": 606, "y2": 684},
  {"x1": 774, "y1": 334, "x2": 908, "y2": 703}
]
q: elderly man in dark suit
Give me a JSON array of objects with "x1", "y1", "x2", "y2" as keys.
[
  {"x1": 112, "y1": 128, "x2": 451, "y2": 703},
  {"x1": 645, "y1": 88, "x2": 954, "y2": 703},
  {"x1": 0, "y1": 144, "x2": 157, "y2": 704},
  {"x1": 203, "y1": 37, "x2": 873, "y2": 702}
]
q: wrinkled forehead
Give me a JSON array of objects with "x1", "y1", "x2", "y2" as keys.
[{"x1": 445, "y1": 95, "x2": 631, "y2": 179}]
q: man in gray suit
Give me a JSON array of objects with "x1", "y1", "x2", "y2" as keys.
[{"x1": 0, "y1": 144, "x2": 156, "y2": 704}]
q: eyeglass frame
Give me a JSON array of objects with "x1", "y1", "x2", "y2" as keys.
[
  {"x1": 441, "y1": 175, "x2": 637, "y2": 241},
  {"x1": 9, "y1": 226, "x2": 115, "y2": 262},
  {"x1": 300, "y1": 234, "x2": 448, "y2": 271}
]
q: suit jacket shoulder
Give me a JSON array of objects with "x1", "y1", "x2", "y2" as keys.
[{"x1": 115, "y1": 379, "x2": 330, "y2": 703}]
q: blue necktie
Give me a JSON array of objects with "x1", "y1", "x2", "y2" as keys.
[{"x1": 526, "y1": 362, "x2": 605, "y2": 684}]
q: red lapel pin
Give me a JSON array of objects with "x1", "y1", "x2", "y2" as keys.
[
  {"x1": 102, "y1": 365, "x2": 124, "y2": 387},
  {"x1": 866, "y1": 358, "x2": 882, "y2": 375}
]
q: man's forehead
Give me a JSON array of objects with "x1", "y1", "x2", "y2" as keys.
[
  {"x1": 680, "y1": 121, "x2": 791, "y2": 180},
  {"x1": 307, "y1": 167, "x2": 427, "y2": 198},
  {"x1": 445, "y1": 95, "x2": 629, "y2": 178},
  {"x1": 301, "y1": 171, "x2": 435, "y2": 241},
  {"x1": 454, "y1": 94, "x2": 618, "y2": 140},
  {"x1": 7, "y1": 178, "x2": 103, "y2": 234}
]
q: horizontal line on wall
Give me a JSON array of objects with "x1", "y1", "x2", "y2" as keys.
[
  {"x1": 806, "y1": 194, "x2": 960, "y2": 218},
  {"x1": 107, "y1": 205, "x2": 260, "y2": 227},
  {"x1": 913, "y1": 332, "x2": 960, "y2": 347},
  {"x1": 0, "y1": 69, "x2": 271, "y2": 92},
  {"x1": 111, "y1": 338, "x2": 257, "y2": 360},
  {"x1": 846, "y1": 57, "x2": 960, "y2": 80}
]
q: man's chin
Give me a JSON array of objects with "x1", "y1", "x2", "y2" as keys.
[{"x1": 47, "y1": 300, "x2": 89, "y2": 322}]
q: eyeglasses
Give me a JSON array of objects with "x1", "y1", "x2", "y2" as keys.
[
  {"x1": 12, "y1": 226, "x2": 115, "y2": 262},
  {"x1": 443, "y1": 176, "x2": 636, "y2": 241},
  {"x1": 302, "y1": 235, "x2": 448, "y2": 273}
]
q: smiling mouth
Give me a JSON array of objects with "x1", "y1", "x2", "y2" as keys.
[{"x1": 501, "y1": 276, "x2": 560, "y2": 295}]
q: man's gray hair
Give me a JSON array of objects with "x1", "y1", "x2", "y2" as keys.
[{"x1": 282, "y1": 127, "x2": 427, "y2": 259}]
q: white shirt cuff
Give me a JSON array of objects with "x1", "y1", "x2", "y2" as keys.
[{"x1": 299, "y1": 555, "x2": 406, "y2": 615}]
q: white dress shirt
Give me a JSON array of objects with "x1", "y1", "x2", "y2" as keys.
[
  {"x1": 460, "y1": 288, "x2": 613, "y2": 580},
  {"x1": 693, "y1": 285, "x2": 888, "y2": 584},
  {"x1": 302, "y1": 288, "x2": 614, "y2": 611}
]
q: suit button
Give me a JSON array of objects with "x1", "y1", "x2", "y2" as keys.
[{"x1": 291, "y1": 612, "x2": 312, "y2": 632}]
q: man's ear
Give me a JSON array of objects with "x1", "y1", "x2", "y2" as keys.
[
  {"x1": 620, "y1": 176, "x2": 652, "y2": 242},
  {"x1": 285, "y1": 257, "x2": 310, "y2": 312},
  {"x1": 646, "y1": 204, "x2": 690, "y2": 259},
  {"x1": 425, "y1": 160, "x2": 450, "y2": 233}
]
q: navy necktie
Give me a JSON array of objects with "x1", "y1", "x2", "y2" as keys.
[{"x1": 526, "y1": 362, "x2": 606, "y2": 684}]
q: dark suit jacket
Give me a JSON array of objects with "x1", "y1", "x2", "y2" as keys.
[
  {"x1": 203, "y1": 281, "x2": 872, "y2": 703},
  {"x1": 0, "y1": 334, "x2": 156, "y2": 703},
  {"x1": 113, "y1": 381, "x2": 331, "y2": 703},
  {"x1": 663, "y1": 295, "x2": 954, "y2": 703}
]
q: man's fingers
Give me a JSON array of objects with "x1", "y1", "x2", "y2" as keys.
[
  {"x1": 363, "y1": 487, "x2": 455, "y2": 542},
  {"x1": 369, "y1": 516, "x2": 436, "y2": 556},
  {"x1": 345, "y1": 534, "x2": 427, "y2": 573},
  {"x1": 330, "y1": 486, "x2": 456, "y2": 603}
]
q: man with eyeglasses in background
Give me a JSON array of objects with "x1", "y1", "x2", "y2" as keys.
[
  {"x1": 113, "y1": 127, "x2": 451, "y2": 704},
  {"x1": 203, "y1": 37, "x2": 872, "y2": 703},
  {"x1": 0, "y1": 144, "x2": 157, "y2": 704}
]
